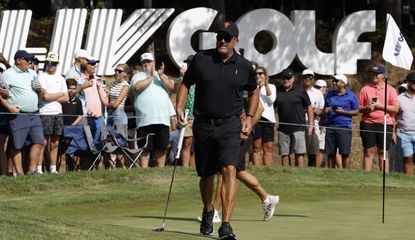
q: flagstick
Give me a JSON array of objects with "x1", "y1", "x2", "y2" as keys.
[{"x1": 382, "y1": 65, "x2": 387, "y2": 224}]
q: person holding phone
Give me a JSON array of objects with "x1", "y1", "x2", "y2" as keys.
[
  {"x1": 324, "y1": 74, "x2": 359, "y2": 168},
  {"x1": 358, "y1": 65, "x2": 399, "y2": 173}
]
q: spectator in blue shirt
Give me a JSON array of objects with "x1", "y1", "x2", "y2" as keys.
[{"x1": 323, "y1": 74, "x2": 359, "y2": 168}]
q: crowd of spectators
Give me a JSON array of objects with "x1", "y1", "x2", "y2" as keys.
[{"x1": 0, "y1": 48, "x2": 414, "y2": 176}]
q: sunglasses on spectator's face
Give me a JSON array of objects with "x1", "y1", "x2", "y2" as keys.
[
  {"x1": 283, "y1": 76, "x2": 293, "y2": 80},
  {"x1": 256, "y1": 72, "x2": 265, "y2": 76},
  {"x1": 46, "y1": 61, "x2": 58, "y2": 67},
  {"x1": 216, "y1": 33, "x2": 233, "y2": 43},
  {"x1": 114, "y1": 69, "x2": 124, "y2": 74},
  {"x1": 304, "y1": 75, "x2": 314, "y2": 80}
]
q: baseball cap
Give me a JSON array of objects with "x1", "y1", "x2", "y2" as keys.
[
  {"x1": 45, "y1": 51, "x2": 59, "y2": 63},
  {"x1": 74, "y1": 49, "x2": 91, "y2": 59},
  {"x1": 406, "y1": 72, "x2": 415, "y2": 83},
  {"x1": 280, "y1": 68, "x2": 294, "y2": 78},
  {"x1": 369, "y1": 64, "x2": 386, "y2": 74},
  {"x1": 334, "y1": 74, "x2": 348, "y2": 84},
  {"x1": 87, "y1": 56, "x2": 100, "y2": 65},
  {"x1": 184, "y1": 55, "x2": 194, "y2": 64},
  {"x1": 141, "y1": 52, "x2": 155, "y2": 62},
  {"x1": 302, "y1": 69, "x2": 314, "y2": 76},
  {"x1": 14, "y1": 50, "x2": 32, "y2": 61},
  {"x1": 315, "y1": 79, "x2": 327, "y2": 87},
  {"x1": 216, "y1": 21, "x2": 239, "y2": 37}
]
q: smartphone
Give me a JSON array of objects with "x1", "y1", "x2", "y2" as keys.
[
  {"x1": 372, "y1": 96, "x2": 377, "y2": 102},
  {"x1": 332, "y1": 106, "x2": 338, "y2": 111},
  {"x1": 89, "y1": 74, "x2": 94, "y2": 80}
]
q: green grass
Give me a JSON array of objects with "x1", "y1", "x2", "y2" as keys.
[{"x1": 1, "y1": 167, "x2": 415, "y2": 239}]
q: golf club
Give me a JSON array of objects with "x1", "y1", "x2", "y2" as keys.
[{"x1": 153, "y1": 109, "x2": 189, "y2": 232}]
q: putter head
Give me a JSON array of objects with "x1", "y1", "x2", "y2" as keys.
[{"x1": 152, "y1": 224, "x2": 165, "y2": 232}]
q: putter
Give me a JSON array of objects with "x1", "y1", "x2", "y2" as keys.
[{"x1": 153, "y1": 109, "x2": 189, "y2": 232}]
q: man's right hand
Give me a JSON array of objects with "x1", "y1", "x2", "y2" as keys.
[
  {"x1": 176, "y1": 110, "x2": 189, "y2": 128},
  {"x1": 9, "y1": 105, "x2": 20, "y2": 113},
  {"x1": 82, "y1": 79, "x2": 93, "y2": 89}
]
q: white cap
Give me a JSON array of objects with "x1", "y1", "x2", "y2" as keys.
[
  {"x1": 399, "y1": 83, "x2": 408, "y2": 89},
  {"x1": 334, "y1": 74, "x2": 347, "y2": 84},
  {"x1": 315, "y1": 79, "x2": 327, "y2": 87},
  {"x1": 74, "y1": 49, "x2": 91, "y2": 60},
  {"x1": 141, "y1": 52, "x2": 155, "y2": 62},
  {"x1": 302, "y1": 69, "x2": 314, "y2": 76},
  {"x1": 46, "y1": 51, "x2": 59, "y2": 63}
]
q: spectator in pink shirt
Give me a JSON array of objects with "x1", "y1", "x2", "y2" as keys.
[
  {"x1": 81, "y1": 57, "x2": 107, "y2": 148},
  {"x1": 358, "y1": 65, "x2": 399, "y2": 173}
]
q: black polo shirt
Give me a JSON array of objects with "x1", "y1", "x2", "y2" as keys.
[
  {"x1": 183, "y1": 49, "x2": 257, "y2": 119},
  {"x1": 275, "y1": 84, "x2": 311, "y2": 134}
]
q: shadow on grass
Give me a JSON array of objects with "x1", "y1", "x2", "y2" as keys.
[
  {"x1": 275, "y1": 213, "x2": 309, "y2": 218},
  {"x1": 128, "y1": 215, "x2": 197, "y2": 222}
]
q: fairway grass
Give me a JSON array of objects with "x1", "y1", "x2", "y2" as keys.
[{"x1": 1, "y1": 167, "x2": 415, "y2": 239}]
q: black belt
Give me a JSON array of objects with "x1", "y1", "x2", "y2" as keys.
[
  {"x1": 19, "y1": 110, "x2": 39, "y2": 114},
  {"x1": 195, "y1": 116, "x2": 234, "y2": 126}
]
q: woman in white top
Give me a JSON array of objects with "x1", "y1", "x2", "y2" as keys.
[
  {"x1": 251, "y1": 66, "x2": 277, "y2": 166},
  {"x1": 107, "y1": 64, "x2": 130, "y2": 167}
]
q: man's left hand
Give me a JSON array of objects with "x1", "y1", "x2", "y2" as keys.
[
  {"x1": 241, "y1": 117, "x2": 253, "y2": 137},
  {"x1": 307, "y1": 125, "x2": 313, "y2": 136}
]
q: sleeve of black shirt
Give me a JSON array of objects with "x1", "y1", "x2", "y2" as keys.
[
  {"x1": 301, "y1": 88, "x2": 311, "y2": 107},
  {"x1": 243, "y1": 61, "x2": 257, "y2": 92},
  {"x1": 76, "y1": 98, "x2": 83, "y2": 115},
  {"x1": 182, "y1": 54, "x2": 197, "y2": 89}
]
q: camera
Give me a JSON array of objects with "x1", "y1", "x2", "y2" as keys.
[{"x1": 372, "y1": 97, "x2": 377, "y2": 102}]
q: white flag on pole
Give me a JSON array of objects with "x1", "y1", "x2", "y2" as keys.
[{"x1": 382, "y1": 14, "x2": 413, "y2": 70}]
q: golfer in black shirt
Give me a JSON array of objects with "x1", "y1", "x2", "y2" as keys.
[{"x1": 176, "y1": 21, "x2": 258, "y2": 240}]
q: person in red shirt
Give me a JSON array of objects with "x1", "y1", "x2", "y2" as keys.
[{"x1": 358, "y1": 64, "x2": 399, "y2": 173}]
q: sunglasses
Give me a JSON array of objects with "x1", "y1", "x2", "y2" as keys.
[
  {"x1": 304, "y1": 75, "x2": 314, "y2": 79},
  {"x1": 46, "y1": 61, "x2": 58, "y2": 66},
  {"x1": 114, "y1": 69, "x2": 124, "y2": 74},
  {"x1": 216, "y1": 33, "x2": 233, "y2": 43},
  {"x1": 256, "y1": 72, "x2": 265, "y2": 76},
  {"x1": 283, "y1": 76, "x2": 293, "y2": 80}
]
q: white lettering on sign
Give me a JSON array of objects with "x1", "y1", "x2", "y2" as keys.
[{"x1": 0, "y1": 8, "x2": 375, "y2": 75}]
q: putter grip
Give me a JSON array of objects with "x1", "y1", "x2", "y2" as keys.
[{"x1": 175, "y1": 109, "x2": 189, "y2": 159}]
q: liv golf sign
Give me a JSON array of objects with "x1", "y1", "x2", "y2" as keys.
[{"x1": 0, "y1": 7, "x2": 375, "y2": 76}]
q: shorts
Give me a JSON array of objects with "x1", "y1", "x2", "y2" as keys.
[
  {"x1": 278, "y1": 130, "x2": 306, "y2": 155},
  {"x1": 305, "y1": 127, "x2": 320, "y2": 155},
  {"x1": 237, "y1": 133, "x2": 254, "y2": 171},
  {"x1": 108, "y1": 108, "x2": 128, "y2": 126},
  {"x1": 193, "y1": 115, "x2": 241, "y2": 178},
  {"x1": 253, "y1": 118, "x2": 275, "y2": 142},
  {"x1": 41, "y1": 114, "x2": 64, "y2": 136},
  {"x1": 137, "y1": 124, "x2": 169, "y2": 152},
  {"x1": 396, "y1": 130, "x2": 415, "y2": 157},
  {"x1": 184, "y1": 119, "x2": 194, "y2": 137},
  {"x1": 360, "y1": 122, "x2": 393, "y2": 150},
  {"x1": 325, "y1": 127, "x2": 352, "y2": 155},
  {"x1": 9, "y1": 114, "x2": 44, "y2": 149},
  {"x1": 319, "y1": 127, "x2": 326, "y2": 150}
]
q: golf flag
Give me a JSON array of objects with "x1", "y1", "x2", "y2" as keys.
[{"x1": 382, "y1": 14, "x2": 413, "y2": 70}]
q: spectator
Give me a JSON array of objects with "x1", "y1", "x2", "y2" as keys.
[
  {"x1": 396, "y1": 72, "x2": 415, "y2": 174},
  {"x1": 37, "y1": 51, "x2": 69, "y2": 174},
  {"x1": 180, "y1": 55, "x2": 195, "y2": 167},
  {"x1": 30, "y1": 56, "x2": 40, "y2": 73},
  {"x1": 82, "y1": 56, "x2": 107, "y2": 149},
  {"x1": 358, "y1": 65, "x2": 399, "y2": 173},
  {"x1": 324, "y1": 74, "x2": 359, "y2": 168},
  {"x1": 251, "y1": 66, "x2": 276, "y2": 166},
  {"x1": 62, "y1": 79, "x2": 83, "y2": 126},
  {"x1": 302, "y1": 69, "x2": 325, "y2": 167},
  {"x1": 275, "y1": 68, "x2": 313, "y2": 167},
  {"x1": 65, "y1": 49, "x2": 93, "y2": 118},
  {"x1": 2, "y1": 50, "x2": 44, "y2": 175},
  {"x1": 130, "y1": 52, "x2": 174, "y2": 168},
  {"x1": 314, "y1": 79, "x2": 327, "y2": 167},
  {"x1": 0, "y1": 73, "x2": 10, "y2": 176}
]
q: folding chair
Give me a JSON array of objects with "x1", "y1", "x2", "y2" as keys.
[
  {"x1": 104, "y1": 125, "x2": 154, "y2": 169},
  {"x1": 60, "y1": 125, "x2": 89, "y2": 171},
  {"x1": 85, "y1": 125, "x2": 106, "y2": 171}
]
